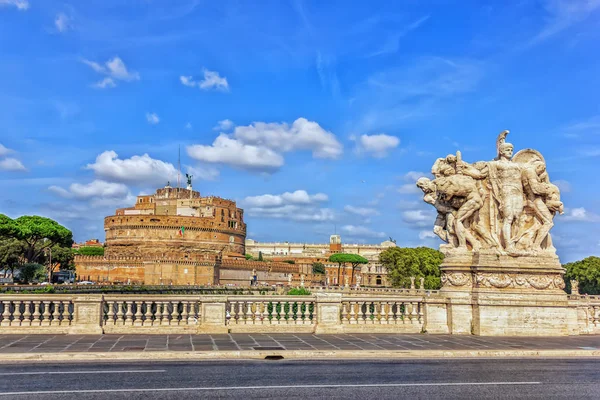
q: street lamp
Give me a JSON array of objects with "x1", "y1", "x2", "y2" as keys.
[{"x1": 44, "y1": 247, "x2": 52, "y2": 283}]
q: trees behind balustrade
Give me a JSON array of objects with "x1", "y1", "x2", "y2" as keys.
[
  {"x1": 563, "y1": 256, "x2": 600, "y2": 295},
  {"x1": 379, "y1": 246, "x2": 443, "y2": 290},
  {"x1": 328, "y1": 253, "x2": 368, "y2": 286}
]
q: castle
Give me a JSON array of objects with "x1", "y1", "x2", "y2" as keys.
[{"x1": 75, "y1": 181, "x2": 305, "y2": 286}]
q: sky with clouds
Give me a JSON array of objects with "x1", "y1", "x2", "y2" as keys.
[{"x1": 1, "y1": 0, "x2": 599, "y2": 262}]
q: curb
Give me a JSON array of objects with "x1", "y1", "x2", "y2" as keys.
[{"x1": 2, "y1": 349, "x2": 600, "y2": 363}]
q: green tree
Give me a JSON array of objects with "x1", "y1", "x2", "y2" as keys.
[
  {"x1": 18, "y1": 263, "x2": 46, "y2": 284},
  {"x1": 564, "y1": 256, "x2": 600, "y2": 295},
  {"x1": 258, "y1": 251, "x2": 263, "y2": 261},
  {"x1": 379, "y1": 247, "x2": 443, "y2": 289},
  {"x1": 312, "y1": 262, "x2": 325, "y2": 274},
  {"x1": 73, "y1": 246, "x2": 104, "y2": 256},
  {"x1": 328, "y1": 253, "x2": 368, "y2": 286},
  {"x1": 0, "y1": 215, "x2": 73, "y2": 264},
  {"x1": 0, "y1": 238, "x2": 25, "y2": 276},
  {"x1": 245, "y1": 254, "x2": 254, "y2": 260}
]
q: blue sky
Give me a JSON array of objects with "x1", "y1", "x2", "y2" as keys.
[{"x1": 0, "y1": 0, "x2": 599, "y2": 262}]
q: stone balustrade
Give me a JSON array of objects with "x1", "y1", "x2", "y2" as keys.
[
  {"x1": 341, "y1": 297, "x2": 424, "y2": 332},
  {"x1": 227, "y1": 296, "x2": 316, "y2": 333},
  {"x1": 569, "y1": 295, "x2": 600, "y2": 334},
  {"x1": 1, "y1": 292, "x2": 599, "y2": 335},
  {"x1": 103, "y1": 296, "x2": 202, "y2": 333},
  {"x1": 0, "y1": 296, "x2": 74, "y2": 330}
]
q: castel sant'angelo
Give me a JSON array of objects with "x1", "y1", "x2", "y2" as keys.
[{"x1": 75, "y1": 178, "x2": 302, "y2": 286}]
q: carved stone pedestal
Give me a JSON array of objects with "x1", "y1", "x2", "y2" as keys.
[{"x1": 440, "y1": 251, "x2": 578, "y2": 336}]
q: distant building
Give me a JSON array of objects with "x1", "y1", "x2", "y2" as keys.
[
  {"x1": 72, "y1": 239, "x2": 103, "y2": 249},
  {"x1": 245, "y1": 235, "x2": 396, "y2": 286},
  {"x1": 75, "y1": 182, "x2": 313, "y2": 286}
]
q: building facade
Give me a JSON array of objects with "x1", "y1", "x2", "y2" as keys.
[{"x1": 245, "y1": 235, "x2": 396, "y2": 286}]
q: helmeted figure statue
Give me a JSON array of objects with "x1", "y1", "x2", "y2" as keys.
[{"x1": 417, "y1": 130, "x2": 563, "y2": 257}]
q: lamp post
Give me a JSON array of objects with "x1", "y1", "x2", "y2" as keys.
[{"x1": 44, "y1": 247, "x2": 52, "y2": 283}]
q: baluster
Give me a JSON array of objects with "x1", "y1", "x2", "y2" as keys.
[
  {"x1": 32, "y1": 301, "x2": 42, "y2": 326},
  {"x1": 181, "y1": 301, "x2": 189, "y2": 325},
  {"x1": 255, "y1": 301, "x2": 262, "y2": 324},
  {"x1": 300, "y1": 301, "x2": 308, "y2": 325},
  {"x1": 13, "y1": 301, "x2": 23, "y2": 326},
  {"x1": 1, "y1": 301, "x2": 11, "y2": 327},
  {"x1": 41, "y1": 301, "x2": 51, "y2": 326},
  {"x1": 418, "y1": 302, "x2": 424, "y2": 324},
  {"x1": 172, "y1": 301, "x2": 180, "y2": 325},
  {"x1": 369, "y1": 301, "x2": 376, "y2": 324},
  {"x1": 276, "y1": 302, "x2": 282, "y2": 324},
  {"x1": 349, "y1": 302, "x2": 357, "y2": 324},
  {"x1": 106, "y1": 301, "x2": 116, "y2": 325},
  {"x1": 125, "y1": 301, "x2": 134, "y2": 325},
  {"x1": 245, "y1": 302, "x2": 253, "y2": 324},
  {"x1": 341, "y1": 302, "x2": 349, "y2": 323},
  {"x1": 390, "y1": 302, "x2": 397, "y2": 324},
  {"x1": 161, "y1": 302, "x2": 171, "y2": 325},
  {"x1": 134, "y1": 301, "x2": 144, "y2": 326},
  {"x1": 156, "y1": 301, "x2": 164, "y2": 325},
  {"x1": 22, "y1": 301, "x2": 32, "y2": 326},
  {"x1": 380, "y1": 302, "x2": 388, "y2": 325},
  {"x1": 411, "y1": 302, "x2": 418, "y2": 324},
  {"x1": 593, "y1": 306, "x2": 600, "y2": 327},
  {"x1": 187, "y1": 302, "x2": 197, "y2": 325},
  {"x1": 143, "y1": 302, "x2": 153, "y2": 325},
  {"x1": 116, "y1": 301, "x2": 125, "y2": 325}
]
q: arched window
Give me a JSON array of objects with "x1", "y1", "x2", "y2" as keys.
[{"x1": 376, "y1": 275, "x2": 382, "y2": 286}]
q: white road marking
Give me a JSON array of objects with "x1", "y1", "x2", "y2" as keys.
[
  {"x1": 0, "y1": 369, "x2": 166, "y2": 376},
  {"x1": 0, "y1": 381, "x2": 541, "y2": 396}
]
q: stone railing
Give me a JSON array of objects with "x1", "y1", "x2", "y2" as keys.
[
  {"x1": 569, "y1": 295, "x2": 600, "y2": 334},
  {"x1": 340, "y1": 297, "x2": 424, "y2": 332},
  {"x1": 226, "y1": 296, "x2": 316, "y2": 333},
  {"x1": 102, "y1": 296, "x2": 203, "y2": 333},
  {"x1": 0, "y1": 292, "x2": 445, "y2": 334}
]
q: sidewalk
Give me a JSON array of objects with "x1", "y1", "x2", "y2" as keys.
[{"x1": 1, "y1": 333, "x2": 599, "y2": 362}]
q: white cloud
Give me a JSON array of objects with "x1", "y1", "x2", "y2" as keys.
[
  {"x1": 49, "y1": 180, "x2": 129, "y2": 200},
  {"x1": 243, "y1": 190, "x2": 333, "y2": 222},
  {"x1": 553, "y1": 180, "x2": 571, "y2": 193},
  {"x1": 214, "y1": 119, "x2": 234, "y2": 131},
  {"x1": 367, "y1": 15, "x2": 430, "y2": 57},
  {"x1": 185, "y1": 165, "x2": 220, "y2": 181},
  {"x1": 233, "y1": 118, "x2": 342, "y2": 159},
  {"x1": 187, "y1": 118, "x2": 342, "y2": 173},
  {"x1": 187, "y1": 134, "x2": 284, "y2": 172},
  {"x1": 146, "y1": 112, "x2": 160, "y2": 125},
  {"x1": 419, "y1": 230, "x2": 436, "y2": 240},
  {"x1": 562, "y1": 207, "x2": 600, "y2": 222},
  {"x1": 344, "y1": 205, "x2": 380, "y2": 217},
  {"x1": 0, "y1": 158, "x2": 26, "y2": 171},
  {"x1": 0, "y1": 0, "x2": 29, "y2": 10},
  {"x1": 185, "y1": 122, "x2": 192, "y2": 130},
  {"x1": 398, "y1": 171, "x2": 428, "y2": 194},
  {"x1": 54, "y1": 12, "x2": 71, "y2": 32},
  {"x1": 0, "y1": 144, "x2": 13, "y2": 157},
  {"x1": 352, "y1": 133, "x2": 399, "y2": 158},
  {"x1": 341, "y1": 225, "x2": 386, "y2": 238},
  {"x1": 82, "y1": 56, "x2": 140, "y2": 88},
  {"x1": 180, "y1": 68, "x2": 229, "y2": 91},
  {"x1": 92, "y1": 77, "x2": 116, "y2": 89},
  {"x1": 398, "y1": 184, "x2": 420, "y2": 194},
  {"x1": 244, "y1": 190, "x2": 328, "y2": 208},
  {"x1": 529, "y1": 0, "x2": 600, "y2": 46},
  {"x1": 402, "y1": 209, "x2": 434, "y2": 228},
  {"x1": 85, "y1": 151, "x2": 178, "y2": 186}
]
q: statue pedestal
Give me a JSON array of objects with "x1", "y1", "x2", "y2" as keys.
[{"x1": 440, "y1": 250, "x2": 578, "y2": 336}]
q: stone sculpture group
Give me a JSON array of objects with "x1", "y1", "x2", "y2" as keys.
[{"x1": 417, "y1": 130, "x2": 564, "y2": 257}]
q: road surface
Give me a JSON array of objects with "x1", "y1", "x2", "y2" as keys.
[{"x1": 0, "y1": 358, "x2": 599, "y2": 399}]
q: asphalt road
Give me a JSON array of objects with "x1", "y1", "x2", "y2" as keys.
[{"x1": 0, "y1": 359, "x2": 599, "y2": 399}]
